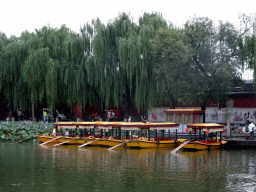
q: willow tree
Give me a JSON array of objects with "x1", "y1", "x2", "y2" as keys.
[
  {"x1": 92, "y1": 14, "x2": 132, "y2": 111},
  {"x1": 59, "y1": 22, "x2": 97, "y2": 109},
  {"x1": 238, "y1": 13, "x2": 256, "y2": 83},
  {"x1": 118, "y1": 12, "x2": 168, "y2": 113},
  {"x1": 21, "y1": 26, "x2": 61, "y2": 111},
  {"x1": 0, "y1": 32, "x2": 30, "y2": 110}
]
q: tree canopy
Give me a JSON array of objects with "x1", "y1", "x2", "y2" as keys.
[{"x1": 0, "y1": 12, "x2": 253, "y2": 116}]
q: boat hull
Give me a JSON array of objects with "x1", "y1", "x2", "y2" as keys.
[
  {"x1": 182, "y1": 141, "x2": 227, "y2": 150},
  {"x1": 99, "y1": 139, "x2": 126, "y2": 147},
  {"x1": 36, "y1": 136, "x2": 59, "y2": 143},
  {"x1": 126, "y1": 139, "x2": 186, "y2": 148},
  {"x1": 58, "y1": 137, "x2": 85, "y2": 145}
]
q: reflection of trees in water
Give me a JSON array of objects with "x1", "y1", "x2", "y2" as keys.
[{"x1": 33, "y1": 145, "x2": 256, "y2": 191}]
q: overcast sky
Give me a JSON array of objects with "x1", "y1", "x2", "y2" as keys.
[
  {"x1": 2, "y1": 0, "x2": 256, "y2": 37},
  {"x1": 1, "y1": 0, "x2": 255, "y2": 79}
]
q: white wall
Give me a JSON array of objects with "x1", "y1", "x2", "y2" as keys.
[
  {"x1": 149, "y1": 107, "x2": 256, "y2": 124},
  {"x1": 206, "y1": 107, "x2": 256, "y2": 124}
]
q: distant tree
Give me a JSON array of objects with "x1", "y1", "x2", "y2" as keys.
[
  {"x1": 151, "y1": 27, "x2": 191, "y2": 108},
  {"x1": 152, "y1": 16, "x2": 244, "y2": 110}
]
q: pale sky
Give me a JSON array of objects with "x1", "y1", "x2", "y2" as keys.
[
  {"x1": 2, "y1": 0, "x2": 256, "y2": 38},
  {"x1": 1, "y1": 0, "x2": 256, "y2": 79}
]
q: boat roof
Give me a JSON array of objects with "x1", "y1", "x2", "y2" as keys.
[
  {"x1": 187, "y1": 123, "x2": 224, "y2": 129},
  {"x1": 164, "y1": 109, "x2": 204, "y2": 114},
  {"x1": 55, "y1": 121, "x2": 179, "y2": 129}
]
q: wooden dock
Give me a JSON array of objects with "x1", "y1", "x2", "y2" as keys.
[{"x1": 224, "y1": 137, "x2": 256, "y2": 148}]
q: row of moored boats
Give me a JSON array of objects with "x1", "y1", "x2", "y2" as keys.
[{"x1": 36, "y1": 121, "x2": 227, "y2": 151}]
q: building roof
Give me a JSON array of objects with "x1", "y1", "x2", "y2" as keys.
[{"x1": 164, "y1": 109, "x2": 204, "y2": 114}]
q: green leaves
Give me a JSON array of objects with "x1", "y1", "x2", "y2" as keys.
[
  {"x1": 0, "y1": 122, "x2": 54, "y2": 141},
  {"x1": 0, "y1": 12, "x2": 252, "y2": 116}
]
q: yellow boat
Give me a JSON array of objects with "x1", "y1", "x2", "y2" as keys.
[
  {"x1": 123, "y1": 122, "x2": 182, "y2": 148},
  {"x1": 182, "y1": 123, "x2": 227, "y2": 150}
]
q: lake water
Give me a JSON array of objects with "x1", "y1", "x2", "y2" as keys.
[{"x1": 1, "y1": 141, "x2": 256, "y2": 192}]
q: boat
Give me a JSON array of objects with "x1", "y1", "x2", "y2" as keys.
[
  {"x1": 181, "y1": 123, "x2": 227, "y2": 150},
  {"x1": 124, "y1": 122, "x2": 185, "y2": 148}
]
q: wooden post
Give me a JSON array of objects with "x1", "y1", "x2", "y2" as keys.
[
  {"x1": 148, "y1": 129, "x2": 150, "y2": 141},
  {"x1": 220, "y1": 131, "x2": 222, "y2": 141},
  {"x1": 118, "y1": 128, "x2": 121, "y2": 139},
  {"x1": 189, "y1": 131, "x2": 191, "y2": 141},
  {"x1": 101, "y1": 129, "x2": 103, "y2": 138},
  {"x1": 199, "y1": 129, "x2": 201, "y2": 140}
]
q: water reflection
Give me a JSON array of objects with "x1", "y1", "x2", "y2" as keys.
[{"x1": 1, "y1": 142, "x2": 256, "y2": 191}]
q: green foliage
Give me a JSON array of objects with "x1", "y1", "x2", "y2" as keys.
[
  {"x1": 0, "y1": 121, "x2": 54, "y2": 141},
  {"x1": 0, "y1": 12, "x2": 253, "y2": 115}
]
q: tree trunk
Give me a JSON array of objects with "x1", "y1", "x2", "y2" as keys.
[
  {"x1": 201, "y1": 104, "x2": 206, "y2": 123},
  {"x1": 170, "y1": 96, "x2": 175, "y2": 109}
]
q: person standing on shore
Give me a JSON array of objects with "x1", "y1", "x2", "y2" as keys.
[
  {"x1": 141, "y1": 116, "x2": 148, "y2": 123},
  {"x1": 43, "y1": 111, "x2": 47, "y2": 122},
  {"x1": 248, "y1": 121, "x2": 255, "y2": 140},
  {"x1": 128, "y1": 116, "x2": 133, "y2": 122}
]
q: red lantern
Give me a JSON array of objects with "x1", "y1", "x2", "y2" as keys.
[
  {"x1": 185, "y1": 128, "x2": 188, "y2": 133},
  {"x1": 206, "y1": 130, "x2": 209, "y2": 135},
  {"x1": 222, "y1": 129, "x2": 225, "y2": 133}
]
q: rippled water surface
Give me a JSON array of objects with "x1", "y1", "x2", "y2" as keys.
[{"x1": 1, "y1": 141, "x2": 256, "y2": 191}]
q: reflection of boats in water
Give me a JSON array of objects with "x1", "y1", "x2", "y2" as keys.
[
  {"x1": 181, "y1": 123, "x2": 227, "y2": 151},
  {"x1": 36, "y1": 121, "x2": 185, "y2": 149}
]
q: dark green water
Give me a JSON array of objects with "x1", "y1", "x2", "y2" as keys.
[{"x1": 1, "y1": 141, "x2": 256, "y2": 192}]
